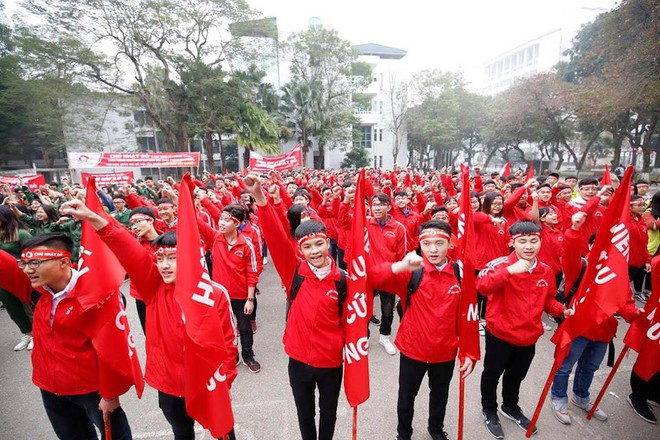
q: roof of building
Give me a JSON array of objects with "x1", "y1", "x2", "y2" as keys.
[{"x1": 353, "y1": 43, "x2": 407, "y2": 59}]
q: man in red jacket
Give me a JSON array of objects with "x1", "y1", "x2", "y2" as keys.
[
  {"x1": 371, "y1": 220, "x2": 476, "y2": 440},
  {"x1": 550, "y1": 212, "x2": 640, "y2": 425},
  {"x1": 243, "y1": 173, "x2": 346, "y2": 440},
  {"x1": 478, "y1": 221, "x2": 571, "y2": 439},
  {"x1": 60, "y1": 200, "x2": 238, "y2": 440},
  {"x1": 7, "y1": 233, "x2": 133, "y2": 439}
]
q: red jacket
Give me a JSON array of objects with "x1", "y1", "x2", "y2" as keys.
[
  {"x1": 538, "y1": 224, "x2": 563, "y2": 275},
  {"x1": 477, "y1": 253, "x2": 565, "y2": 346},
  {"x1": 366, "y1": 215, "x2": 408, "y2": 265},
  {"x1": 371, "y1": 257, "x2": 466, "y2": 363},
  {"x1": 391, "y1": 207, "x2": 421, "y2": 251},
  {"x1": 317, "y1": 200, "x2": 339, "y2": 241},
  {"x1": 198, "y1": 221, "x2": 259, "y2": 300},
  {"x1": 628, "y1": 214, "x2": 652, "y2": 268},
  {"x1": 503, "y1": 186, "x2": 531, "y2": 223},
  {"x1": 567, "y1": 196, "x2": 605, "y2": 254},
  {"x1": 258, "y1": 203, "x2": 345, "y2": 368},
  {"x1": 97, "y1": 222, "x2": 238, "y2": 396},
  {"x1": 0, "y1": 250, "x2": 132, "y2": 398},
  {"x1": 472, "y1": 212, "x2": 510, "y2": 270}
]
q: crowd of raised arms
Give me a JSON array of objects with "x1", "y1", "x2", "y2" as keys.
[{"x1": 0, "y1": 164, "x2": 658, "y2": 440}]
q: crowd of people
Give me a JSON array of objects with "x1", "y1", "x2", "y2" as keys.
[{"x1": 0, "y1": 165, "x2": 658, "y2": 440}]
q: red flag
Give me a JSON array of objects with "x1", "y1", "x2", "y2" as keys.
[
  {"x1": 79, "y1": 177, "x2": 144, "y2": 398},
  {"x1": 175, "y1": 174, "x2": 236, "y2": 438},
  {"x1": 527, "y1": 166, "x2": 634, "y2": 436},
  {"x1": 343, "y1": 169, "x2": 373, "y2": 436},
  {"x1": 76, "y1": 177, "x2": 126, "y2": 311},
  {"x1": 624, "y1": 256, "x2": 660, "y2": 381},
  {"x1": 499, "y1": 161, "x2": 511, "y2": 178},
  {"x1": 600, "y1": 164, "x2": 612, "y2": 186},
  {"x1": 456, "y1": 170, "x2": 480, "y2": 440},
  {"x1": 525, "y1": 162, "x2": 534, "y2": 181}
]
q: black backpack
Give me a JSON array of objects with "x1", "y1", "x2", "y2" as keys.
[
  {"x1": 287, "y1": 263, "x2": 348, "y2": 320},
  {"x1": 403, "y1": 261, "x2": 463, "y2": 312}
]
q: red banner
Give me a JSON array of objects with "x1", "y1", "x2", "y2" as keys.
[
  {"x1": 81, "y1": 172, "x2": 135, "y2": 187},
  {"x1": 0, "y1": 174, "x2": 46, "y2": 190},
  {"x1": 68, "y1": 152, "x2": 200, "y2": 168},
  {"x1": 249, "y1": 145, "x2": 302, "y2": 173}
]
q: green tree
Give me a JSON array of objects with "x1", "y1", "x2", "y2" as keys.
[{"x1": 341, "y1": 144, "x2": 370, "y2": 169}]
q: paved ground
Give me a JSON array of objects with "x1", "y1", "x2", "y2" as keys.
[{"x1": 0, "y1": 263, "x2": 657, "y2": 440}]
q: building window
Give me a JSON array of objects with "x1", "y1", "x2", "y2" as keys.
[
  {"x1": 354, "y1": 125, "x2": 372, "y2": 149},
  {"x1": 379, "y1": 155, "x2": 383, "y2": 168},
  {"x1": 137, "y1": 136, "x2": 156, "y2": 152},
  {"x1": 379, "y1": 129, "x2": 383, "y2": 141},
  {"x1": 379, "y1": 101, "x2": 383, "y2": 114}
]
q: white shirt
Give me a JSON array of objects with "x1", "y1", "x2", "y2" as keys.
[
  {"x1": 43, "y1": 269, "x2": 79, "y2": 326},
  {"x1": 434, "y1": 258, "x2": 449, "y2": 272},
  {"x1": 308, "y1": 258, "x2": 333, "y2": 280}
]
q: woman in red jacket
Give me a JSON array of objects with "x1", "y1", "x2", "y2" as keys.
[{"x1": 244, "y1": 173, "x2": 345, "y2": 440}]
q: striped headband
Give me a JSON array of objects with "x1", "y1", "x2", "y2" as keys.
[
  {"x1": 297, "y1": 232, "x2": 329, "y2": 245},
  {"x1": 157, "y1": 203, "x2": 175, "y2": 209},
  {"x1": 220, "y1": 212, "x2": 241, "y2": 224},
  {"x1": 129, "y1": 214, "x2": 152, "y2": 222},
  {"x1": 511, "y1": 232, "x2": 541, "y2": 240},
  {"x1": 418, "y1": 229, "x2": 451, "y2": 241},
  {"x1": 155, "y1": 247, "x2": 177, "y2": 255},
  {"x1": 21, "y1": 249, "x2": 71, "y2": 260}
]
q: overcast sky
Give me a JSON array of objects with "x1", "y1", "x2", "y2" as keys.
[{"x1": 249, "y1": 0, "x2": 619, "y2": 82}]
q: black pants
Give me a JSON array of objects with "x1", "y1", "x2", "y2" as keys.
[
  {"x1": 158, "y1": 392, "x2": 236, "y2": 440},
  {"x1": 376, "y1": 290, "x2": 396, "y2": 336},
  {"x1": 251, "y1": 294, "x2": 258, "y2": 323},
  {"x1": 337, "y1": 247, "x2": 346, "y2": 270},
  {"x1": 135, "y1": 299, "x2": 147, "y2": 334},
  {"x1": 230, "y1": 299, "x2": 254, "y2": 359},
  {"x1": 629, "y1": 265, "x2": 647, "y2": 293},
  {"x1": 476, "y1": 270, "x2": 487, "y2": 319},
  {"x1": 631, "y1": 371, "x2": 660, "y2": 403},
  {"x1": 288, "y1": 358, "x2": 343, "y2": 440},
  {"x1": 40, "y1": 389, "x2": 132, "y2": 440},
  {"x1": 397, "y1": 353, "x2": 455, "y2": 439},
  {"x1": 481, "y1": 331, "x2": 536, "y2": 413}
]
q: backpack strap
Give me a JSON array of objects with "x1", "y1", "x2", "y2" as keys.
[
  {"x1": 286, "y1": 264, "x2": 305, "y2": 320},
  {"x1": 335, "y1": 269, "x2": 348, "y2": 319},
  {"x1": 405, "y1": 267, "x2": 425, "y2": 311},
  {"x1": 452, "y1": 261, "x2": 463, "y2": 285},
  {"x1": 287, "y1": 265, "x2": 347, "y2": 320},
  {"x1": 565, "y1": 257, "x2": 587, "y2": 307}
]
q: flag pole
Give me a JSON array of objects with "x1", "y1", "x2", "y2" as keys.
[
  {"x1": 352, "y1": 406, "x2": 358, "y2": 440},
  {"x1": 587, "y1": 345, "x2": 629, "y2": 420},
  {"x1": 526, "y1": 360, "x2": 561, "y2": 437},
  {"x1": 104, "y1": 414, "x2": 112, "y2": 440},
  {"x1": 458, "y1": 372, "x2": 465, "y2": 440}
]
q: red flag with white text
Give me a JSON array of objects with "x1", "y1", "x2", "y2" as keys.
[
  {"x1": 551, "y1": 166, "x2": 634, "y2": 364},
  {"x1": 457, "y1": 171, "x2": 480, "y2": 363},
  {"x1": 623, "y1": 256, "x2": 660, "y2": 381},
  {"x1": 343, "y1": 169, "x2": 373, "y2": 408},
  {"x1": 175, "y1": 174, "x2": 237, "y2": 438}
]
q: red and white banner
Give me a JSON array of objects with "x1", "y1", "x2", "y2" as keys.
[
  {"x1": 0, "y1": 174, "x2": 46, "y2": 190},
  {"x1": 81, "y1": 172, "x2": 135, "y2": 187},
  {"x1": 249, "y1": 145, "x2": 302, "y2": 173},
  {"x1": 68, "y1": 152, "x2": 200, "y2": 169}
]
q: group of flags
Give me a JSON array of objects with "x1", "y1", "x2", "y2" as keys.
[{"x1": 73, "y1": 165, "x2": 658, "y2": 439}]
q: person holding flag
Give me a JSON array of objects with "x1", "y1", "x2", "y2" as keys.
[
  {"x1": 59, "y1": 194, "x2": 238, "y2": 440},
  {"x1": 477, "y1": 221, "x2": 571, "y2": 438},
  {"x1": 370, "y1": 219, "x2": 477, "y2": 440},
  {"x1": 243, "y1": 173, "x2": 347, "y2": 440}
]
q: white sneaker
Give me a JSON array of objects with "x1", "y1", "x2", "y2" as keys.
[
  {"x1": 551, "y1": 399, "x2": 571, "y2": 424},
  {"x1": 571, "y1": 395, "x2": 607, "y2": 421},
  {"x1": 13, "y1": 334, "x2": 32, "y2": 351},
  {"x1": 263, "y1": 257, "x2": 268, "y2": 265},
  {"x1": 27, "y1": 338, "x2": 34, "y2": 351},
  {"x1": 379, "y1": 335, "x2": 397, "y2": 355},
  {"x1": 543, "y1": 322, "x2": 553, "y2": 331}
]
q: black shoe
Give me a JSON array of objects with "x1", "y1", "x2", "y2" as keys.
[
  {"x1": 370, "y1": 315, "x2": 381, "y2": 325},
  {"x1": 428, "y1": 428, "x2": 449, "y2": 440},
  {"x1": 482, "y1": 410, "x2": 504, "y2": 439},
  {"x1": 242, "y1": 357, "x2": 261, "y2": 373},
  {"x1": 628, "y1": 394, "x2": 657, "y2": 424},
  {"x1": 499, "y1": 406, "x2": 537, "y2": 435}
]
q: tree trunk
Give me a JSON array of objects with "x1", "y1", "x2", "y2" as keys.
[
  {"x1": 218, "y1": 136, "x2": 226, "y2": 172},
  {"x1": 642, "y1": 114, "x2": 657, "y2": 172},
  {"x1": 482, "y1": 146, "x2": 500, "y2": 169},
  {"x1": 204, "y1": 131, "x2": 215, "y2": 173}
]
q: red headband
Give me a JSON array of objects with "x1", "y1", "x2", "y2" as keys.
[
  {"x1": 129, "y1": 214, "x2": 152, "y2": 222},
  {"x1": 297, "y1": 232, "x2": 329, "y2": 245},
  {"x1": 157, "y1": 203, "x2": 175, "y2": 209},
  {"x1": 21, "y1": 249, "x2": 71, "y2": 260},
  {"x1": 155, "y1": 247, "x2": 177, "y2": 255},
  {"x1": 220, "y1": 212, "x2": 241, "y2": 224},
  {"x1": 511, "y1": 232, "x2": 541, "y2": 240},
  {"x1": 418, "y1": 229, "x2": 451, "y2": 241}
]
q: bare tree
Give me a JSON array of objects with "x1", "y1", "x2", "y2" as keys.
[{"x1": 385, "y1": 74, "x2": 409, "y2": 166}]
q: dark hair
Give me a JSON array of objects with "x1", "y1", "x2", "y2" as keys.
[
  {"x1": 393, "y1": 190, "x2": 408, "y2": 198},
  {"x1": 578, "y1": 178, "x2": 598, "y2": 188},
  {"x1": 286, "y1": 181, "x2": 299, "y2": 188},
  {"x1": 287, "y1": 204, "x2": 309, "y2": 237},
  {"x1": 38, "y1": 204, "x2": 60, "y2": 224},
  {"x1": 565, "y1": 175, "x2": 578, "y2": 181},
  {"x1": 112, "y1": 194, "x2": 126, "y2": 201},
  {"x1": 0, "y1": 205, "x2": 25, "y2": 242},
  {"x1": 419, "y1": 219, "x2": 452, "y2": 236},
  {"x1": 483, "y1": 179, "x2": 497, "y2": 186},
  {"x1": 490, "y1": 172, "x2": 500, "y2": 178},
  {"x1": 630, "y1": 194, "x2": 643, "y2": 203},
  {"x1": 650, "y1": 192, "x2": 660, "y2": 219},
  {"x1": 129, "y1": 206, "x2": 156, "y2": 220},
  {"x1": 152, "y1": 231, "x2": 177, "y2": 248},
  {"x1": 538, "y1": 206, "x2": 556, "y2": 220},
  {"x1": 156, "y1": 198, "x2": 175, "y2": 206},
  {"x1": 589, "y1": 232, "x2": 597, "y2": 245},
  {"x1": 537, "y1": 183, "x2": 552, "y2": 190},
  {"x1": 510, "y1": 183, "x2": 524, "y2": 192},
  {"x1": 508, "y1": 221, "x2": 541, "y2": 237},
  {"x1": 14, "y1": 204, "x2": 29, "y2": 216},
  {"x1": 548, "y1": 172, "x2": 560, "y2": 178},
  {"x1": 444, "y1": 196, "x2": 457, "y2": 205},
  {"x1": 372, "y1": 193, "x2": 391, "y2": 205},
  {"x1": 294, "y1": 220, "x2": 326, "y2": 240},
  {"x1": 293, "y1": 188, "x2": 311, "y2": 202},
  {"x1": 223, "y1": 204, "x2": 246, "y2": 223},
  {"x1": 636, "y1": 179, "x2": 649, "y2": 185},
  {"x1": 431, "y1": 205, "x2": 448, "y2": 215},
  {"x1": 481, "y1": 192, "x2": 504, "y2": 217},
  {"x1": 23, "y1": 233, "x2": 73, "y2": 254},
  {"x1": 342, "y1": 180, "x2": 355, "y2": 189}
]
